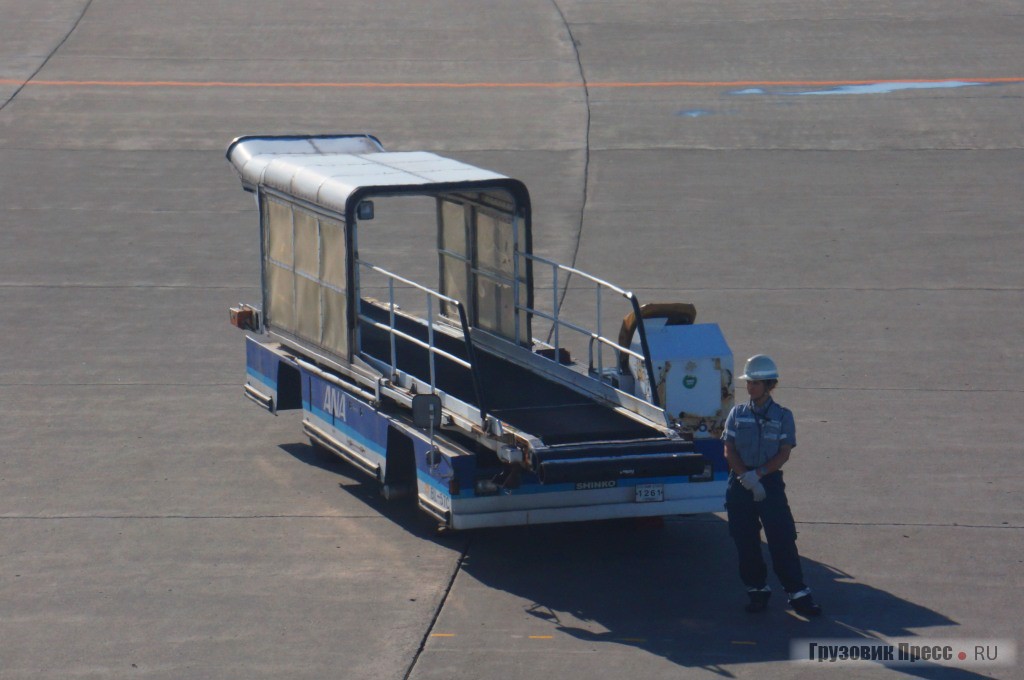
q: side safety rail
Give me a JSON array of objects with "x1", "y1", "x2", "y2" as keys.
[
  {"x1": 355, "y1": 261, "x2": 488, "y2": 419},
  {"x1": 517, "y1": 252, "x2": 660, "y2": 407}
]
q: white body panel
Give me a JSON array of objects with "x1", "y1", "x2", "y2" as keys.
[{"x1": 630, "y1": 320, "x2": 734, "y2": 437}]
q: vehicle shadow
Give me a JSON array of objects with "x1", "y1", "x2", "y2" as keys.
[
  {"x1": 278, "y1": 441, "x2": 453, "y2": 540},
  {"x1": 281, "y1": 441, "x2": 990, "y2": 679}
]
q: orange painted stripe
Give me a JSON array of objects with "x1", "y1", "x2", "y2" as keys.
[{"x1": 0, "y1": 77, "x2": 1021, "y2": 90}]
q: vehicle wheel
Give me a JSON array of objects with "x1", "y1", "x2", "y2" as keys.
[
  {"x1": 380, "y1": 482, "x2": 411, "y2": 500},
  {"x1": 382, "y1": 428, "x2": 416, "y2": 502}
]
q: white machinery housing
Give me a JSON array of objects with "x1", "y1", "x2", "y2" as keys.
[{"x1": 628, "y1": 319, "x2": 733, "y2": 439}]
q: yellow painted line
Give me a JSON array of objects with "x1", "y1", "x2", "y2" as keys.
[
  {"x1": 0, "y1": 77, "x2": 1021, "y2": 91},
  {"x1": 528, "y1": 635, "x2": 554, "y2": 640},
  {"x1": 430, "y1": 633, "x2": 456, "y2": 638}
]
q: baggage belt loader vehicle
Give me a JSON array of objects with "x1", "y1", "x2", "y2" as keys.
[{"x1": 226, "y1": 134, "x2": 735, "y2": 530}]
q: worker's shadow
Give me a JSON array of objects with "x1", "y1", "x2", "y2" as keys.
[
  {"x1": 281, "y1": 442, "x2": 990, "y2": 679},
  {"x1": 459, "y1": 519, "x2": 992, "y2": 680}
]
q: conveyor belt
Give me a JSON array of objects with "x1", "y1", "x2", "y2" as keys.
[{"x1": 358, "y1": 301, "x2": 660, "y2": 444}]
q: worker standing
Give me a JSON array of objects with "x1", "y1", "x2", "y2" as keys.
[{"x1": 722, "y1": 355, "x2": 822, "y2": 616}]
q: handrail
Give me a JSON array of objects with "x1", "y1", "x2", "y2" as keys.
[
  {"x1": 356, "y1": 261, "x2": 487, "y2": 418},
  {"x1": 518, "y1": 252, "x2": 660, "y2": 407}
]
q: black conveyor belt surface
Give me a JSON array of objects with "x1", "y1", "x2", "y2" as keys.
[{"x1": 358, "y1": 301, "x2": 660, "y2": 444}]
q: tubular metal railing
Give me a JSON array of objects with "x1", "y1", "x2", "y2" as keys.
[
  {"x1": 518, "y1": 252, "x2": 660, "y2": 407},
  {"x1": 356, "y1": 261, "x2": 487, "y2": 417}
]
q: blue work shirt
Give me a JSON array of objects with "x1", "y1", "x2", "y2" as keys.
[{"x1": 722, "y1": 398, "x2": 797, "y2": 468}]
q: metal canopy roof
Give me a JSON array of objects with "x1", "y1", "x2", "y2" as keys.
[{"x1": 226, "y1": 135, "x2": 524, "y2": 216}]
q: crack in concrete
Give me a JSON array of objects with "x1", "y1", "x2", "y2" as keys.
[
  {"x1": 403, "y1": 537, "x2": 471, "y2": 679},
  {"x1": 0, "y1": 0, "x2": 95, "y2": 114},
  {"x1": 546, "y1": 0, "x2": 591, "y2": 345}
]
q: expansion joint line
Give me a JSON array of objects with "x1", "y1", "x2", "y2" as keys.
[
  {"x1": 403, "y1": 537, "x2": 471, "y2": 679},
  {"x1": 0, "y1": 0, "x2": 95, "y2": 114},
  {"x1": 547, "y1": 0, "x2": 591, "y2": 344}
]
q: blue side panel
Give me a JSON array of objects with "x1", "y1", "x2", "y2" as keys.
[
  {"x1": 306, "y1": 375, "x2": 338, "y2": 427},
  {"x1": 693, "y1": 437, "x2": 730, "y2": 478},
  {"x1": 302, "y1": 369, "x2": 389, "y2": 465},
  {"x1": 343, "y1": 395, "x2": 389, "y2": 455},
  {"x1": 245, "y1": 336, "x2": 285, "y2": 413},
  {"x1": 246, "y1": 336, "x2": 280, "y2": 392},
  {"x1": 244, "y1": 336, "x2": 303, "y2": 412},
  {"x1": 411, "y1": 437, "x2": 457, "y2": 490},
  {"x1": 300, "y1": 366, "x2": 469, "y2": 509},
  {"x1": 448, "y1": 456, "x2": 477, "y2": 495},
  {"x1": 300, "y1": 369, "x2": 313, "y2": 415}
]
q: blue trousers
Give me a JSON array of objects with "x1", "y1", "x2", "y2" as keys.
[{"x1": 725, "y1": 471, "x2": 807, "y2": 594}]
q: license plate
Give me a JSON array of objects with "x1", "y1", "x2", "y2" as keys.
[{"x1": 634, "y1": 483, "x2": 664, "y2": 503}]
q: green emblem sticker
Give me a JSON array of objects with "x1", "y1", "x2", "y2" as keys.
[{"x1": 683, "y1": 375, "x2": 698, "y2": 389}]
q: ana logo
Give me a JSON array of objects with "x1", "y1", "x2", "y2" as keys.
[
  {"x1": 322, "y1": 385, "x2": 346, "y2": 421},
  {"x1": 683, "y1": 375, "x2": 698, "y2": 389}
]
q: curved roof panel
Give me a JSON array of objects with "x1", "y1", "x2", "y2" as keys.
[{"x1": 227, "y1": 135, "x2": 516, "y2": 216}]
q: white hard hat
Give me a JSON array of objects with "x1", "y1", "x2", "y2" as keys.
[{"x1": 740, "y1": 354, "x2": 779, "y2": 381}]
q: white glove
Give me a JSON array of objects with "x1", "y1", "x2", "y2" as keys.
[
  {"x1": 738, "y1": 470, "x2": 760, "y2": 490},
  {"x1": 737, "y1": 470, "x2": 767, "y2": 502}
]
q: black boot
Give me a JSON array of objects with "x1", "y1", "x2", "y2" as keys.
[
  {"x1": 789, "y1": 591, "x2": 822, "y2": 617},
  {"x1": 745, "y1": 587, "x2": 771, "y2": 613}
]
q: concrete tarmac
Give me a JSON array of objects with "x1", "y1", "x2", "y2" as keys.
[{"x1": 1, "y1": 1, "x2": 1021, "y2": 678}]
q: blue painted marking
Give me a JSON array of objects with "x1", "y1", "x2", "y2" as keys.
[
  {"x1": 677, "y1": 109, "x2": 713, "y2": 118},
  {"x1": 787, "y1": 81, "x2": 985, "y2": 96},
  {"x1": 731, "y1": 81, "x2": 986, "y2": 96}
]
